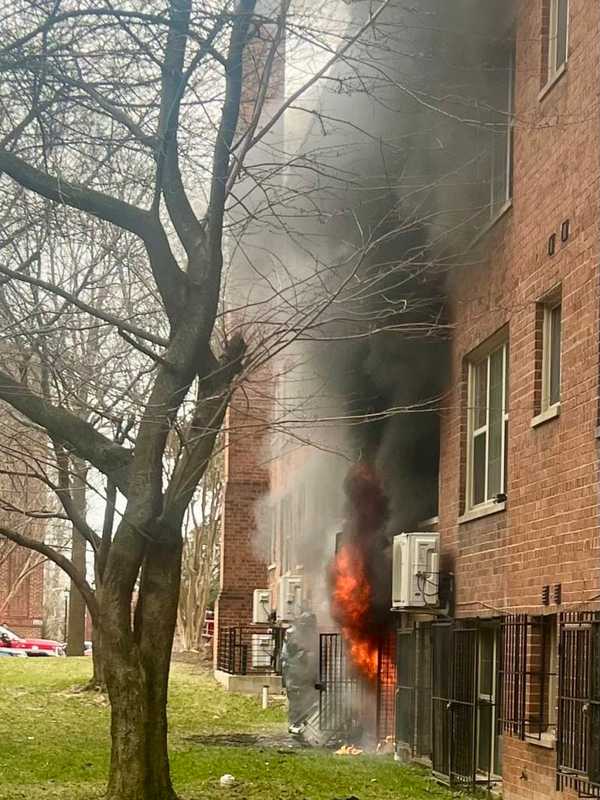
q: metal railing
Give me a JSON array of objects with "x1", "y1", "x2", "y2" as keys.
[{"x1": 217, "y1": 624, "x2": 284, "y2": 676}]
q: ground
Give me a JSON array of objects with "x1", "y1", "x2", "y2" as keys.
[{"x1": 0, "y1": 658, "x2": 470, "y2": 800}]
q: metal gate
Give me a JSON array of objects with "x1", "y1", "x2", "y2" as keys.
[
  {"x1": 318, "y1": 633, "x2": 365, "y2": 736},
  {"x1": 395, "y1": 629, "x2": 416, "y2": 753},
  {"x1": 376, "y1": 630, "x2": 397, "y2": 742},
  {"x1": 432, "y1": 622, "x2": 452, "y2": 779},
  {"x1": 449, "y1": 623, "x2": 478, "y2": 787},
  {"x1": 431, "y1": 620, "x2": 500, "y2": 789}
]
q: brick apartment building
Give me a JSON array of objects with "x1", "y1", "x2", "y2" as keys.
[
  {"x1": 0, "y1": 546, "x2": 44, "y2": 637},
  {"x1": 216, "y1": 1, "x2": 600, "y2": 798}
]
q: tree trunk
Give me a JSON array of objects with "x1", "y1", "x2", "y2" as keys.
[
  {"x1": 89, "y1": 626, "x2": 106, "y2": 691},
  {"x1": 101, "y1": 534, "x2": 182, "y2": 800},
  {"x1": 67, "y1": 530, "x2": 86, "y2": 656},
  {"x1": 67, "y1": 464, "x2": 88, "y2": 656}
]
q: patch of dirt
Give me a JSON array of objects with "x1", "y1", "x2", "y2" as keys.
[{"x1": 186, "y1": 731, "x2": 311, "y2": 750}]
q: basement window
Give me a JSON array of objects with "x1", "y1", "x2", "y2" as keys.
[
  {"x1": 499, "y1": 615, "x2": 558, "y2": 743},
  {"x1": 466, "y1": 337, "x2": 509, "y2": 511}
]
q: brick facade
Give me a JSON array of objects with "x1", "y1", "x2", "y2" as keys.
[
  {"x1": 214, "y1": 374, "x2": 271, "y2": 661},
  {"x1": 0, "y1": 546, "x2": 44, "y2": 637},
  {"x1": 437, "y1": 2, "x2": 600, "y2": 797},
  {"x1": 216, "y1": 2, "x2": 600, "y2": 796}
]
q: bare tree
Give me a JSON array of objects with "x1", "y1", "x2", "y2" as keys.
[
  {"x1": 177, "y1": 448, "x2": 223, "y2": 652},
  {"x1": 0, "y1": 0, "x2": 464, "y2": 796}
]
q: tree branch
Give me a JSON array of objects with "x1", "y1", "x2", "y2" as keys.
[
  {"x1": 164, "y1": 334, "x2": 246, "y2": 522},
  {"x1": 198, "y1": 0, "x2": 257, "y2": 292},
  {"x1": 0, "y1": 525, "x2": 99, "y2": 621},
  {"x1": 0, "y1": 263, "x2": 169, "y2": 348},
  {"x1": 0, "y1": 369, "x2": 131, "y2": 494},
  {"x1": 0, "y1": 149, "x2": 186, "y2": 324},
  {"x1": 0, "y1": 148, "x2": 147, "y2": 236}
]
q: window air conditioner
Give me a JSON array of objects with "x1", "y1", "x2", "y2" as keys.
[
  {"x1": 277, "y1": 575, "x2": 303, "y2": 621},
  {"x1": 392, "y1": 532, "x2": 440, "y2": 609},
  {"x1": 252, "y1": 589, "x2": 271, "y2": 624}
]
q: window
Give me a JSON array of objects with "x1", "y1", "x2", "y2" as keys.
[
  {"x1": 467, "y1": 339, "x2": 509, "y2": 510},
  {"x1": 547, "y1": 0, "x2": 569, "y2": 81},
  {"x1": 489, "y1": 43, "x2": 515, "y2": 221},
  {"x1": 499, "y1": 615, "x2": 558, "y2": 742},
  {"x1": 542, "y1": 301, "x2": 562, "y2": 410}
]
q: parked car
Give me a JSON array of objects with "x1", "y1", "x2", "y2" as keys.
[
  {"x1": 0, "y1": 646, "x2": 27, "y2": 658},
  {"x1": 0, "y1": 623, "x2": 65, "y2": 657}
]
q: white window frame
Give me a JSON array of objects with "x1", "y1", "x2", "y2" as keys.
[
  {"x1": 541, "y1": 300, "x2": 562, "y2": 412},
  {"x1": 489, "y1": 46, "x2": 515, "y2": 222},
  {"x1": 476, "y1": 627, "x2": 501, "y2": 778},
  {"x1": 548, "y1": 0, "x2": 569, "y2": 80},
  {"x1": 466, "y1": 340, "x2": 509, "y2": 512}
]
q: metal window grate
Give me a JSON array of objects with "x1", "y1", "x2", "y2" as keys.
[
  {"x1": 499, "y1": 614, "x2": 528, "y2": 738},
  {"x1": 216, "y1": 624, "x2": 284, "y2": 675},
  {"x1": 556, "y1": 611, "x2": 600, "y2": 798}
]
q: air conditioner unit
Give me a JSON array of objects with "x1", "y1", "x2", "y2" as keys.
[
  {"x1": 252, "y1": 589, "x2": 271, "y2": 624},
  {"x1": 392, "y1": 532, "x2": 439, "y2": 609},
  {"x1": 251, "y1": 634, "x2": 273, "y2": 669},
  {"x1": 277, "y1": 575, "x2": 303, "y2": 621}
]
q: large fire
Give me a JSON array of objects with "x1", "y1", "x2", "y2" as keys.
[
  {"x1": 331, "y1": 542, "x2": 379, "y2": 679},
  {"x1": 329, "y1": 463, "x2": 390, "y2": 681}
]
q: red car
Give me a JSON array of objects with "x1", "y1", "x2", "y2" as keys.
[{"x1": 0, "y1": 623, "x2": 65, "y2": 657}]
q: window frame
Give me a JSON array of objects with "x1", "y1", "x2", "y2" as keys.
[
  {"x1": 541, "y1": 300, "x2": 562, "y2": 413},
  {"x1": 466, "y1": 338, "x2": 509, "y2": 512},
  {"x1": 488, "y1": 43, "x2": 515, "y2": 223},
  {"x1": 547, "y1": 0, "x2": 569, "y2": 81}
]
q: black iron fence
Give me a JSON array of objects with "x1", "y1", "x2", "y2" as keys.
[{"x1": 217, "y1": 624, "x2": 284, "y2": 676}]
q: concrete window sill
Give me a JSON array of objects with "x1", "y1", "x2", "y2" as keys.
[
  {"x1": 531, "y1": 403, "x2": 560, "y2": 428},
  {"x1": 468, "y1": 200, "x2": 513, "y2": 249},
  {"x1": 458, "y1": 501, "x2": 506, "y2": 525},
  {"x1": 539, "y1": 63, "x2": 567, "y2": 102},
  {"x1": 526, "y1": 732, "x2": 556, "y2": 750}
]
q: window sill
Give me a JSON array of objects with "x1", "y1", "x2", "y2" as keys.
[
  {"x1": 531, "y1": 403, "x2": 561, "y2": 428},
  {"x1": 458, "y1": 501, "x2": 506, "y2": 525},
  {"x1": 526, "y1": 732, "x2": 556, "y2": 750},
  {"x1": 468, "y1": 200, "x2": 513, "y2": 249},
  {"x1": 539, "y1": 63, "x2": 567, "y2": 102}
]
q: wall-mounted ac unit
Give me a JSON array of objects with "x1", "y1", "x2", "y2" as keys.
[
  {"x1": 252, "y1": 589, "x2": 271, "y2": 624},
  {"x1": 277, "y1": 575, "x2": 303, "y2": 621},
  {"x1": 392, "y1": 532, "x2": 439, "y2": 609}
]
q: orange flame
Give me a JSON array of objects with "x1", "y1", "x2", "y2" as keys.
[{"x1": 331, "y1": 543, "x2": 379, "y2": 680}]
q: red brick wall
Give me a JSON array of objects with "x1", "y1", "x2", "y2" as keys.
[
  {"x1": 0, "y1": 546, "x2": 44, "y2": 637},
  {"x1": 438, "y1": 2, "x2": 600, "y2": 797},
  {"x1": 214, "y1": 372, "x2": 271, "y2": 663}
]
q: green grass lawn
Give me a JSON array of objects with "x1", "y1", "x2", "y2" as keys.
[{"x1": 0, "y1": 658, "x2": 468, "y2": 800}]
